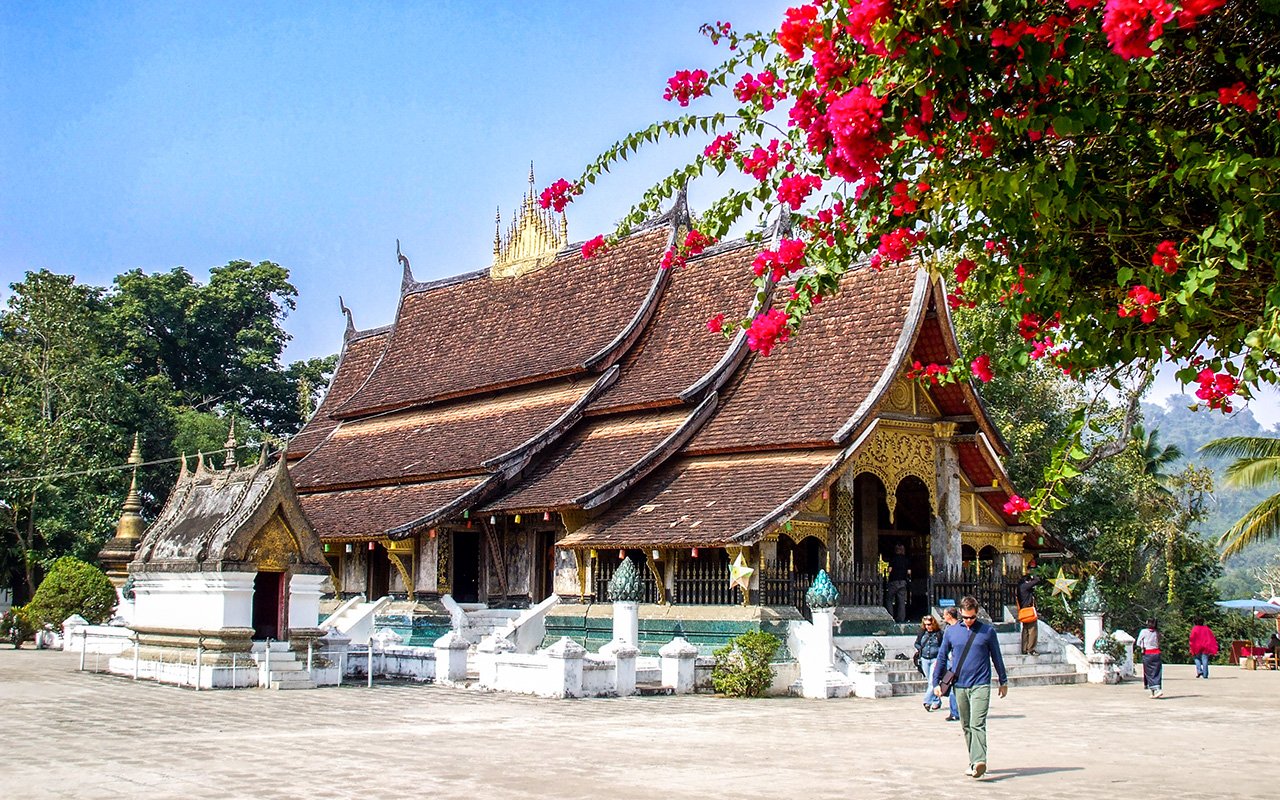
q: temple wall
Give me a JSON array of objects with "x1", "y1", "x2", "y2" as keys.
[{"x1": 553, "y1": 546, "x2": 582, "y2": 597}]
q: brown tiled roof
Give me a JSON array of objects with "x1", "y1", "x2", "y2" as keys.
[
  {"x1": 300, "y1": 477, "x2": 487, "y2": 541},
  {"x1": 589, "y1": 243, "x2": 759, "y2": 412},
  {"x1": 481, "y1": 410, "x2": 689, "y2": 512},
  {"x1": 286, "y1": 328, "x2": 389, "y2": 460},
  {"x1": 689, "y1": 260, "x2": 924, "y2": 453},
  {"x1": 334, "y1": 227, "x2": 671, "y2": 418},
  {"x1": 560, "y1": 450, "x2": 839, "y2": 548},
  {"x1": 291, "y1": 381, "x2": 591, "y2": 491}
]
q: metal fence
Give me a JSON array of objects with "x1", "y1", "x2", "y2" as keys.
[
  {"x1": 928, "y1": 563, "x2": 1017, "y2": 615},
  {"x1": 591, "y1": 555, "x2": 661, "y2": 603},
  {"x1": 674, "y1": 555, "x2": 737, "y2": 605}
]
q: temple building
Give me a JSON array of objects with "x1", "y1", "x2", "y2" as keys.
[{"x1": 285, "y1": 170, "x2": 1049, "y2": 645}]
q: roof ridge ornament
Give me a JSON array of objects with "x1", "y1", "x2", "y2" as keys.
[
  {"x1": 339, "y1": 296, "x2": 356, "y2": 340},
  {"x1": 491, "y1": 162, "x2": 568, "y2": 279},
  {"x1": 398, "y1": 239, "x2": 415, "y2": 291},
  {"x1": 223, "y1": 418, "x2": 238, "y2": 470}
]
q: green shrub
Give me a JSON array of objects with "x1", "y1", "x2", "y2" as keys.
[
  {"x1": 24, "y1": 556, "x2": 117, "y2": 627},
  {"x1": 1093, "y1": 633, "x2": 1124, "y2": 661},
  {"x1": 711, "y1": 630, "x2": 780, "y2": 698},
  {"x1": 1, "y1": 607, "x2": 34, "y2": 648}
]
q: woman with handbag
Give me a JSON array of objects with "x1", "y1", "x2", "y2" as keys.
[
  {"x1": 914, "y1": 614, "x2": 943, "y2": 711},
  {"x1": 1015, "y1": 572, "x2": 1043, "y2": 655}
]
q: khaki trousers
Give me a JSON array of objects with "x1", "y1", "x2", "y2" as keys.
[{"x1": 955, "y1": 684, "x2": 992, "y2": 767}]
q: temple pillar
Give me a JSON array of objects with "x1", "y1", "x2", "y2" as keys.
[
  {"x1": 856, "y1": 475, "x2": 880, "y2": 565},
  {"x1": 416, "y1": 532, "x2": 439, "y2": 596},
  {"x1": 931, "y1": 426, "x2": 962, "y2": 573}
]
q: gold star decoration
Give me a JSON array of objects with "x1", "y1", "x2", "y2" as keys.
[
  {"x1": 728, "y1": 552, "x2": 755, "y2": 592},
  {"x1": 1049, "y1": 568, "x2": 1079, "y2": 598}
]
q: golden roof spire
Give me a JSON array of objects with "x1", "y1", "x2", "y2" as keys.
[
  {"x1": 115, "y1": 434, "x2": 145, "y2": 542},
  {"x1": 492, "y1": 161, "x2": 568, "y2": 279}
]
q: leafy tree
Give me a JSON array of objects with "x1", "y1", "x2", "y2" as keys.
[
  {"x1": 1135, "y1": 426, "x2": 1184, "y2": 494},
  {"x1": 547, "y1": 0, "x2": 1280, "y2": 520},
  {"x1": 1198, "y1": 435, "x2": 1280, "y2": 556},
  {"x1": 23, "y1": 555, "x2": 117, "y2": 627}
]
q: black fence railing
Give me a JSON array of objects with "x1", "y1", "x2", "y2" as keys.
[
  {"x1": 674, "y1": 556, "x2": 737, "y2": 605},
  {"x1": 928, "y1": 564, "x2": 1017, "y2": 615}
]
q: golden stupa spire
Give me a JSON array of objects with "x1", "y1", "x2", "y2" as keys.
[
  {"x1": 491, "y1": 161, "x2": 568, "y2": 279},
  {"x1": 114, "y1": 434, "x2": 145, "y2": 542}
]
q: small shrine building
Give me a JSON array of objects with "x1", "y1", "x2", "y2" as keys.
[{"x1": 286, "y1": 171, "x2": 1049, "y2": 636}]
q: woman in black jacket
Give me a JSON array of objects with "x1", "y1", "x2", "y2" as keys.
[{"x1": 915, "y1": 614, "x2": 944, "y2": 711}]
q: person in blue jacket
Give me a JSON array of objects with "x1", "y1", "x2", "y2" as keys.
[{"x1": 932, "y1": 595, "x2": 1009, "y2": 779}]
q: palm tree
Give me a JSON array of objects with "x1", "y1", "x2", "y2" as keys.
[
  {"x1": 1198, "y1": 435, "x2": 1280, "y2": 557},
  {"x1": 1136, "y1": 426, "x2": 1183, "y2": 495}
]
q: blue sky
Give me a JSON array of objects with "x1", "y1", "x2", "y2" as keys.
[{"x1": 1, "y1": 1, "x2": 1275, "y2": 427}]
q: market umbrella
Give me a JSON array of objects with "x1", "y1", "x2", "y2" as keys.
[{"x1": 1215, "y1": 599, "x2": 1280, "y2": 617}]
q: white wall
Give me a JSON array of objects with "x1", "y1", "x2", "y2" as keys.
[{"x1": 132, "y1": 572, "x2": 256, "y2": 631}]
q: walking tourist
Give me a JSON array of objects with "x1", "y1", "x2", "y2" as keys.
[
  {"x1": 1136, "y1": 618, "x2": 1163, "y2": 697},
  {"x1": 1015, "y1": 571, "x2": 1043, "y2": 655},
  {"x1": 1188, "y1": 617, "x2": 1218, "y2": 679},
  {"x1": 932, "y1": 596, "x2": 1008, "y2": 778},
  {"x1": 914, "y1": 614, "x2": 943, "y2": 711},
  {"x1": 941, "y1": 606, "x2": 960, "y2": 721},
  {"x1": 887, "y1": 543, "x2": 911, "y2": 623}
]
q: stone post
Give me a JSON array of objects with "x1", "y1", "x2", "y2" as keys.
[
  {"x1": 476, "y1": 634, "x2": 516, "y2": 689},
  {"x1": 801, "y1": 570, "x2": 840, "y2": 699},
  {"x1": 608, "y1": 557, "x2": 643, "y2": 647},
  {"x1": 433, "y1": 631, "x2": 471, "y2": 685},
  {"x1": 610, "y1": 642, "x2": 639, "y2": 697},
  {"x1": 1112, "y1": 629, "x2": 1136, "y2": 678},
  {"x1": 659, "y1": 637, "x2": 699, "y2": 694},
  {"x1": 1087, "y1": 653, "x2": 1119, "y2": 684},
  {"x1": 1079, "y1": 576, "x2": 1106, "y2": 656},
  {"x1": 544, "y1": 636, "x2": 587, "y2": 698},
  {"x1": 931, "y1": 425, "x2": 962, "y2": 573}
]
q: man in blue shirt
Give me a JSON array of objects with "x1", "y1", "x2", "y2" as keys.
[{"x1": 932, "y1": 595, "x2": 1008, "y2": 779}]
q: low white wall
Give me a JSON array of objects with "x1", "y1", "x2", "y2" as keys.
[{"x1": 345, "y1": 645, "x2": 437, "y2": 682}]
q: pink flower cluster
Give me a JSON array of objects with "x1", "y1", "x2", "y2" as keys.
[
  {"x1": 1195, "y1": 369, "x2": 1238, "y2": 411},
  {"x1": 538, "y1": 179, "x2": 580, "y2": 212},
  {"x1": 971, "y1": 354, "x2": 994, "y2": 382},
  {"x1": 778, "y1": 4, "x2": 821, "y2": 61},
  {"x1": 906, "y1": 359, "x2": 950, "y2": 385},
  {"x1": 661, "y1": 229, "x2": 716, "y2": 270},
  {"x1": 704, "y1": 133, "x2": 738, "y2": 161},
  {"x1": 706, "y1": 313, "x2": 726, "y2": 333},
  {"x1": 747, "y1": 308, "x2": 791, "y2": 355},
  {"x1": 1101, "y1": 0, "x2": 1172, "y2": 60},
  {"x1": 1218, "y1": 82, "x2": 1259, "y2": 113},
  {"x1": 824, "y1": 83, "x2": 889, "y2": 186},
  {"x1": 1152, "y1": 240, "x2": 1179, "y2": 274},
  {"x1": 663, "y1": 69, "x2": 710, "y2": 106},
  {"x1": 581, "y1": 235, "x2": 608, "y2": 260},
  {"x1": 1118, "y1": 284, "x2": 1162, "y2": 323},
  {"x1": 1176, "y1": 0, "x2": 1224, "y2": 26},
  {"x1": 1003, "y1": 494, "x2": 1031, "y2": 516},
  {"x1": 889, "y1": 181, "x2": 928, "y2": 216},
  {"x1": 742, "y1": 140, "x2": 786, "y2": 180},
  {"x1": 844, "y1": 0, "x2": 893, "y2": 54},
  {"x1": 777, "y1": 174, "x2": 822, "y2": 210},
  {"x1": 869, "y1": 227, "x2": 924, "y2": 269},
  {"x1": 734, "y1": 71, "x2": 787, "y2": 111},
  {"x1": 752, "y1": 238, "x2": 807, "y2": 281}
]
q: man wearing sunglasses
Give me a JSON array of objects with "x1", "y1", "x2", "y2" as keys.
[{"x1": 932, "y1": 595, "x2": 1009, "y2": 779}]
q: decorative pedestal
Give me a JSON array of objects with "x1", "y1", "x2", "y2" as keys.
[
  {"x1": 851, "y1": 662, "x2": 892, "y2": 698},
  {"x1": 612, "y1": 600, "x2": 639, "y2": 648},
  {"x1": 659, "y1": 636, "x2": 698, "y2": 694},
  {"x1": 1111, "y1": 629, "x2": 1136, "y2": 678},
  {"x1": 544, "y1": 637, "x2": 587, "y2": 698},
  {"x1": 477, "y1": 634, "x2": 516, "y2": 686},
  {"x1": 609, "y1": 643, "x2": 640, "y2": 696},
  {"x1": 1087, "y1": 653, "x2": 1120, "y2": 684},
  {"x1": 1083, "y1": 612, "x2": 1105, "y2": 656},
  {"x1": 433, "y1": 631, "x2": 471, "y2": 684}
]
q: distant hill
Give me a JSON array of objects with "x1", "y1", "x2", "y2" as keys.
[{"x1": 1142, "y1": 393, "x2": 1278, "y2": 598}]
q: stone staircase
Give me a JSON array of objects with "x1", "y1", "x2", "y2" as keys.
[
  {"x1": 320, "y1": 594, "x2": 392, "y2": 646},
  {"x1": 838, "y1": 633, "x2": 1085, "y2": 698},
  {"x1": 251, "y1": 641, "x2": 316, "y2": 690}
]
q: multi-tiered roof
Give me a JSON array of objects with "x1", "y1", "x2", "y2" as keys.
[{"x1": 286, "y1": 184, "x2": 1032, "y2": 550}]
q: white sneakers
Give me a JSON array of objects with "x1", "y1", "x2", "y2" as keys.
[{"x1": 972, "y1": 762, "x2": 987, "y2": 778}]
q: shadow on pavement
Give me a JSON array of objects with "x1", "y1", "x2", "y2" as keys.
[{"x1": 983, "y1": 766, "x2": 1084, "y2": 782}]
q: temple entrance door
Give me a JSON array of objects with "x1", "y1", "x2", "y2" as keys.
[
  {"x1": 453, "y1": 531, "x2": 482, "y2": 603},
  {"x1": 534, "y1": 531, "x2": 556, "y2": 602},
  {"x1": 367, "y1": 544, "x2": 390, "y2": 600},
  {"x1": 252, "y1": 570, "x2": 287, "y2": 640}
]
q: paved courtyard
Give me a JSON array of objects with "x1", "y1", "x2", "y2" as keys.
[{"x1": 0, "y1": 649, "x2": 1274, "y2": 799}]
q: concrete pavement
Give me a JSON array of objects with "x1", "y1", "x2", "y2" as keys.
[{"x1": 0, "y1": 648, "x2": 1274, "y2": 799}]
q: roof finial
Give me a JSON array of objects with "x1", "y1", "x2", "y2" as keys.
[
  {"x1": 528, "y1": 160, "x2": 536, "y2": 188},
  {"x1": 223, "y1": 418, "x2": 238, "y2": 469},
  {"x1": 494, "y1": 206, "x2": 503, "y2": 257},
  {"x1": 398, "y1": 239, "x2": 415, "y2": 290},
  {"x1": 339, "y1": 296, "x2": 356, "y2": 339}
]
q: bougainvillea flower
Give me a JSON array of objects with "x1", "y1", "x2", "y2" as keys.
[
  {"x1": 663, "y1": 69, "x2": 710, "y2": 106},
  {"x1": 1003, "y1": 494, "x2": 1031, "y2": 515},
  {"x1": 581, "y1": 235, "x2": 607, "y2": 260},
  {"x1": 537, "y1": 179, "x2": 580, "y2": 212},
  {"x1": 1151, "y1": 240, "x2": 1179, "y2": 274}
]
